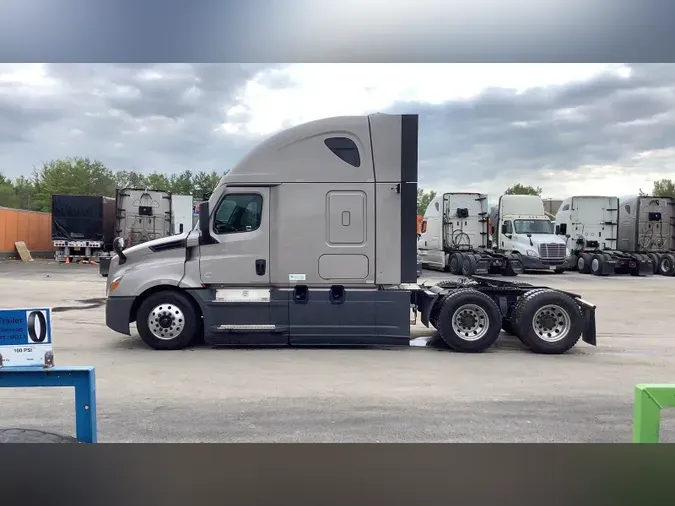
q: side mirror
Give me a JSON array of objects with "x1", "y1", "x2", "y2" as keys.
[
  {"x1": 559, "y1": 223, "x2": 567, "y2": 235},
  {"x1": 555, "y1": 225, "x2": 560, "y2": 235},
  {"x1": 113, "y1": 237, "x2": 127, "y2": 264},
  {"x1": 199, "y1": 201, "x2": 210, "y2": 237},
  {"x1": 501, "y1": 223, "x2": 508, "y2": 234}
]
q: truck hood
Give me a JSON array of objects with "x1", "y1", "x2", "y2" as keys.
[
  {"x1": 121, "y1": 231, "x2": 189, "y2": 260},
  {"x1": 527, "y1": 234, "x2": 566, "y2": 246}
]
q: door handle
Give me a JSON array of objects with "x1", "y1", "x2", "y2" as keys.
[{"x1": 255, "y1": 259, "x2": 266, "y2": 276}]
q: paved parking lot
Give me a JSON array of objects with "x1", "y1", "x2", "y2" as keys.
[{"x1": 1, "y1": 259, "x2": 674, "y2": 442}]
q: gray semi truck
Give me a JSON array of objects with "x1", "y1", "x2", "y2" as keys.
[{"x1": 103, "y1": 113, "x2": 597, "y2": 355}]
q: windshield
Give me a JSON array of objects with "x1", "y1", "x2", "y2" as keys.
[{"x1": 514, "y1": 219, "x2": 553, "y2": 235}]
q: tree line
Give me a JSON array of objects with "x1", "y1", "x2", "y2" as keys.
[
  {"x1": 417, "y1": 180, "x2": 675, "y2": 215},
  {"x1": 1, "y1": 158, "x2": 673, "y2": 216},
  {"x1": 0, "y1": 157, "x2": 225, "y2": 212}
]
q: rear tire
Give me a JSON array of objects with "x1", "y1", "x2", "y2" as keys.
[
  {"x1": 647, "y1": 253, "x2": 659, "y2": 274},
  {"x1": 577, "y1": 253, "x2": 592, "y2": 274},
  {"x1": 136, "y1": 290, "x2": 201, "y2": 350},
  {"x1": 590, "y1": 254, "x2": 607, "y2": 276},
  {"x1": 435, "y1": 289, "x2": 502, "y2": 352},
  {"x1": 449, "y1": 253, "x2": 462, "y2": 275},
  {"x1": 512, "y1": 289, "x2": 583, "y2": 354},
  {"x1": 461, "y1": 255, "x2": 477, "y2": 276},
  {"x1": 658, "y1": 254, "x2": 675, "y2": 276}
]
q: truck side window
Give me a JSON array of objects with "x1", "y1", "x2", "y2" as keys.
[
  {"x1": 213, "y1": 193, "x2": 263, "y2": 234},
  {"x1": 562, "y1": 204, "x2": 570, "y2": 211},
  {"x1": 324, "y1": 137, "x2": 361, "y2": 167},
  {"x1": 504, "y1": 220, "x2": 513, "y2": 234}
]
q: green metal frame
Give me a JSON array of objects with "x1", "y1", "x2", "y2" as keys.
[{"x1": 633, "y1": 384, "x2": 675, "y2": 443}]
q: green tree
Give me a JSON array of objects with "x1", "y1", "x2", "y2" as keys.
[
  {"x1": 114, "y1": 170, "x2": 149, "y2": 189},
  {"x1": 145, "y1": 172, "x2": 172, "y2": 192},
  {"x1": 504, "y1": 183, "x2": 542, "y2": 196},
  {"x1": 13, "y1": 176, "x2": 38, "y2": 210},
  {"x1": 0, "y1": 173, "x2": 18, "y2": 208},
  {"x1": 417, "y1": 188, "x2": 437, "y2": 215},
  {"x1": 168, "y1": 170, "x2": 194, "y2": 195},
  {"x1": 651, "y1": 178, "x2": 675, "y2": 197},
  {"x1": 32, "y1": 157, "x2": 116, "y2": 211},
  {"x1": 192, "y1": 170, "x2": 222, "y2": 199}
]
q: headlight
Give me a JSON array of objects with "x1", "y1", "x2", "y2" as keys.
[
  {"x1": 526, "y1": 249, "x2": 538, "y2": 257},
  {"x1": 565, "y1": 248, "x2": 571, "y2": 257}
]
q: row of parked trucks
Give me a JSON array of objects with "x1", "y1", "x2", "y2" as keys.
[
  {"x1": 51, "y1": 188, "x2": 197, "y2": 274},
  {"x1": 418, "y1": 192, "x2": 675, "y2": 277}
]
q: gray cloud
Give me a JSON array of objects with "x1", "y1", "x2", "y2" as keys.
[
  {"x1": 0, "y1": 63, "x2": 674, "y2": 198},
  {"x1": 386, "y1": 64, "x2": 675, "y2": 190}
]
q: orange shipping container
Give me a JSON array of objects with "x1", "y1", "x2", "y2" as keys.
[{"x1": 0, "y1": 207, "x2": 54, "y2": 253}]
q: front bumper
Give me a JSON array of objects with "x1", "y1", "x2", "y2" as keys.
[
  {"x1": 105, "y1": 296, "x2": 135, "y2": 335},
  {"x1": 520, "y1": 255, "x2": 565, "y2": 270}
]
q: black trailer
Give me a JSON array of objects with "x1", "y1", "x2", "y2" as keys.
[{"x1": 51, "y1": 195, "x2": 116, "y2": 263}]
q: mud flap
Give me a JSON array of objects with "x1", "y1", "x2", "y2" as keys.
[
  {"x1": 599, "y1": 259, "x2": 616, "y2": 276},
  {"x1": 474, "y1": 257, "x2": 490, "y2": 275},
  {"x1": 576, "y1": 297, "x2": 597, "y2": 346},
  {"x1": 637, "y1": 257, "x2": 654, "y2": 277}
]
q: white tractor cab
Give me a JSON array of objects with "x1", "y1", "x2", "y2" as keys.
[
  {"x1": 418, "y1": 193, "x2": 523, "y2": 276},
  {"x1": 102, "y1": 113, "x2": 598, "y2": 355},
  {"x1": 554, "y1": 196, "x2": 653, "y2": 276},
  {"x1": 489, "y1": 195, "x2": 568, "y2": 273}
]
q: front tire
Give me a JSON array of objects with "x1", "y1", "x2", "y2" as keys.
[
  {"x1": 136, "y1": 290, "x2": 201, "y2": 350},
  {"x1": 512, "y1": 289, "x2": 583, "y2": 354},
  {"x1": 435, "y1": 289, "x2": 502, "y2": 352}
]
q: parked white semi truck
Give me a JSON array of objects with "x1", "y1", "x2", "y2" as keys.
[
  {"x1": 618, "y1": 195, "x2": 675, "y2": 276},
  {"x1": 554, "y1": 196, "x2": 653, "y2": 276},
  {"x1": 102, "y1": 113, "x2": 598, "y2": 355},
  {"x1": 489, "y1": 195, "x2": 568, "y2": 273},
  {"x1": 417, "y1": 192, "x2": 523, "y2": 276}
]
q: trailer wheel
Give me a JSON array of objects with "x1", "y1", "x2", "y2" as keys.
[
  {"x1": 590, "y1": 254, "x2": 607, "y2": 276},
  {"x1": 512, "y1": 289, "x2": 583, "y2": 354},
  {"x1": 577, "y1": 253, "x2": 592, "y2": 274},
  {"x1": 435, "y1": 289, "x2": 501, "y2": 352},
  {"x1": 647, "y1": 253, "x2": 659, "y2": 274},
  {"x1": 449, "y1": 253, "x2": 462, "y2": 275},
  {"x1": 659, "y1": 254, "x2": 675, "y2": 276},
  {"x1": 136, "y1": 290, "x2": 201, "y2": 350}
]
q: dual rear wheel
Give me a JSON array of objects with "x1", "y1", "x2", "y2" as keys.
[{"x1": 433, "y1": 284, "x2": 583, "y2": 354}]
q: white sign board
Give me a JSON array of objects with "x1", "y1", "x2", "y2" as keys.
[{"x1": 0, "y1": 308, "x2": 53, "y2": 368}]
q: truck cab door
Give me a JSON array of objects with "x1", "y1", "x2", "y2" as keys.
[
  {"x1": 501, "y1": 220, "x2": 514, "y2": 250},
  {"x1": 200, "y1": 188, "x2": 270, "y2": 285},
  {"x1": 197, "y1": 187, "x2": 287, "y2": 346}
]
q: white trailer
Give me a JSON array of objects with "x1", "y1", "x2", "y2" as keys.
[{"x1": 170, "y1": 195, "x2": 194, "y2": 235}]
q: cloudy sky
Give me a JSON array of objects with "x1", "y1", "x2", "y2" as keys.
[{"x1": 0, "y1": 62, "x2": 673, "y2": 199}]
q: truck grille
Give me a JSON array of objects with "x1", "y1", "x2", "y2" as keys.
[{"x1": 538, "y1": 243, "x2": 566, "y2": 260}]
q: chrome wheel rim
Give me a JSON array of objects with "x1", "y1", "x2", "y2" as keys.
[
  {"x1": 148, "y1": 303, "x2": 185, "y2": 340},
  {"x1": 591, "y1": 258, "x2": 599, "y2": 272},
  {"x1": 532, "y1": 304, "x2": 571, "y2": 343},
  {"x1": 451, "y1": 304, "x2": 489, "y2": 341},
  {"x1": 577, "y1": 257, "x2": 584, "y2": 270}
]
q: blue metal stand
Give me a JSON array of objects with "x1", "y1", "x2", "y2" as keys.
[{"x1": 0, "y1": 366, "x2": 97, "y2": 443}]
